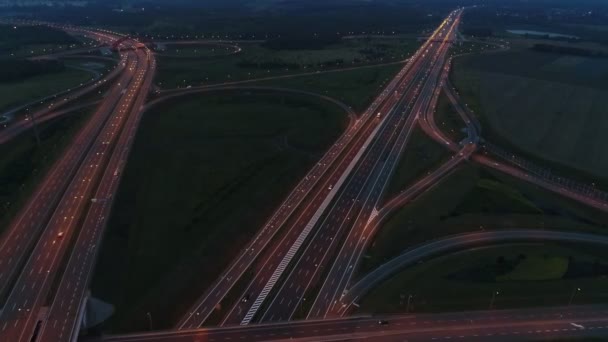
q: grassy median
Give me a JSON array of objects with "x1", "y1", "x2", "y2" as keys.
[
  {"x1": 91, "y1": 89, "x2": 349, "y2": 333},
  {"x1": 358, "y1": 243, "x2": 608, "y2": 314},
  {"x1": 360, "y1": 163, "x2": 608, "y2": 276}
]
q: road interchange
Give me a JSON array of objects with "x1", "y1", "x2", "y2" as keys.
[{"x1": 1, "y1": 6, "x2": 608, "y2": 342}]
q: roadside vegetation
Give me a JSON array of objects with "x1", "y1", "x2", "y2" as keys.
[
  {"x1": 154, "y1": 43, "x2": 238, "y2": 58},
  {"x1": 452, "y1": 41, "x2": 608, "y2": 184},
  {"x1": 156, "y1": 38, "x2": 419, "y2": 89},
  {"x1": 381, "y1": 125, "x2": 451, "y2": 204},
  {"x1": 0, "y1": 66, "x2": 95, "y2": 113},
  {"x1": 360, "y1": 163, "x2": 608, "y2": 276},
  {"x1": 254, "y1": 63, "x2": 403, "y2": 112},
  {"x1": 91, "y1": 89, "x2": 349, "y2": 333},
  {"x1": 0, "y1": 24, "x2": 83, "y2": 57},
  {"x1": 358, "y1": 243, "x2": 608, "y2": 314},
  {"x1": 433, "y1": 92, "x2": 468, "y2": 143}
]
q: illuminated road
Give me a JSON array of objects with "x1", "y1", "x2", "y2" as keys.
[
  {"x1": 36, "y1": 46, "x2": 156, "y2": 342},
  {"x1": 94, "y1": 305, "x2": 608, "y2": 342},
  {"x1": 176, "y1": 10, "x2": 463, "y2": 328},
  {"x1": 250, "y1": 10, "x2": 462, "y2": 325},
  {"x1": 0, "y1": 48, "x2": 131, "y2": 301},
  {"x1": 0, "y1": 30, "x2": 154, "y2": 342},
  {"x1": 176, "y1": 11, "x2": 456, "y2": 329}
]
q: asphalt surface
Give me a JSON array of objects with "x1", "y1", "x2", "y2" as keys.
[
  {"x1": 176, "y1": 15, "x2": 441, "y2": 329},
  {"x1": 0, "y1": 49, "x2": 132, "y2": 302},
  {"x1": 253, "y1": 11, "x2": 462, "y2": 324},
  {"x1": 0, "y1": 31, "x2": 154, "y2": 342},
  {"x1": 93, "y1": 305, "x2": 608, "y2": 342},
  {"x1": 210, "y1": 10, "x2": 463, "y2": 327}
]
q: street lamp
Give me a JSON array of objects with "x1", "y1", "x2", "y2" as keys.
[
  {"x1": 569, "y1": 287, "x2": 581, "y2": 306},
  {"x1": 489, "y1": 290, "x2": 500, "y2": 309},
  {"x1": 146, "y1": 312, "x2": 153, "y2": 331}
]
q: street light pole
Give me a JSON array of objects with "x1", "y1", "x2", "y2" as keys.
[
  {"x1": 489, "y1": 290, "x2": 499, "y2": 309},
  {"x1": 28, "y1": 109, "x2": 41, "y2": 147},
  {"x1": 406, "y1": 294, "x2": 413, "y2": 313},
  {"x1": 146, "y1": 312, "x2": 153, "y2": 331},
  {"x1": 568, "y1": 287, "x2": 581, "y2": 306}
]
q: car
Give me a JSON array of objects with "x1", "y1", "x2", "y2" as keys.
[
  {"x1": 242, "y1": 293, "x2": 250, "y2": 303},
  {"x1": 378, "y1": 320, "x2": 389, "y2": 325},
  {"x1": 57, "y1": 231, "x2": 64, "y2": 238}
]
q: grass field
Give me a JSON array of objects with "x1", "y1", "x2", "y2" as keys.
[
  {"x1": 0, "y1": 68, "x2": 95, "y2": 113},
  {"x1": 452, "y1": 49, "x2": 608, "y2": 181},
  {"x1": 254, "y1": 63, "x2": 403, "y2": 112},
  {"x1": 358, "y1": 243, "x2": 608, "y2": 314},
  {"x1": 91, "y1": 89, "x2": 349, "y2": 332},
  {"x1": 434, "y1": 92, "x2": 468, "y2": 143},
  {"x1": 359, "y1": 163, "x2": 608, "y2": 275},
  {"x1": 382, "y1": 124, "x2": 451, "y2": 203},
  {"x1": 156, "y1": 38, "x2": 418, "y2": 89},
  {"x1": 156, "y1": 44, "x2": 238, "y2": 58},
  {"x1": 0, "y1": 109, "x2": 91, "y2": 232}
]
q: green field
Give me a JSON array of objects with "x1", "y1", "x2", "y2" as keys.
[
  {"x1": 0, "y1": 68, "x2": 95, "y2": 113},
  {"x1": 0, "y1": 109, "x2": 91, "y2": 231},
  {"x1": 382, "y1": 124, "x2": 451, "y2": 203},
  {"x1": 156, "y1": 38, "x2": 418, "y2": 89},
  {"x1": 91, "y1": 89, "x2": 349, "y2": 332},
  {"x1": 360, "y1": 163, "x2": 608, "y2": 275},
  {"x1": 358, "y1": 244, "x2": 608, "y2": 314},
  {"x1": 452, "y1": 48, "x2": 608, "y2": 181},
  {"x1": 156, "y1": 44, "x2": 239, "y2": 58},
  {"x1": 434, "y1": 92, "x2": 468, "y2": 142},
  {"x1": 254, "y1": 63, "x2": 403, "y2": 112},
  {"x1": 0, "y1": 24, "x2": 83, "y2": 58}
]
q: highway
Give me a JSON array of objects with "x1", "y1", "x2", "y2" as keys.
[
  {"x1": 0, "y1": 48, "x2": 131, "y2": 302},
  {"x1": 247, "y1": 11, "x2": 461, "y2": 325},
  {"x1": 0, "y1": 31, "x2": 153, "y2": 342},
  {"x1": 205, "y1": 10, "x2": 462, "y2": 327},
  {"x1": 93, "y1": 305, "x2": 608, "y2": 342},
  {"x1": 176, "y1": 10, "x2": 457, "y2": 329},
  {"x1": 36, "y1": 46, "x2": 156, "y2": 342}
]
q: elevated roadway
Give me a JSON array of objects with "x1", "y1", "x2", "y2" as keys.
[{"x1": 94, "y1": 305, "x2": 608, "y2": 342}]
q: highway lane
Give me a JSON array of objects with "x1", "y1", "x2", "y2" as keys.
[
  {"x1": 38, "y1": 47, "x2": 156, "y2": 342},
  {"x1": 0, "y1": 40, "x2": 148, "y2": 342},
  {"x1": 93, "y1": 305, "x2": 608, "y2": 342},
  {"x1": 305, "y1": 30, "x2": 476, "y2": 320},
  {"x1": 310, "y1": 146, "x2": 473, "y2": 320},
  {"x1": 176, "y1": 14, "x2": 445, "y2": 329},
  {"x1": 338, "y1": 230, "x2": 608, "y2": 316},
  {"x1": 218, "y1": 13, "x2": 459, "y2": 326},
  {"x1": 474, "y1": 153, "x2": 608, "y2": 212},
  {"x1": 259, "y1": 10, "x2": 462, "y2": 323},
  {"x1": 0, "y1": 48, "x2": 131, "y2": 301}
]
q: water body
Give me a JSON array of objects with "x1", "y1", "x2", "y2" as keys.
[{"x1": 507, "y1": 29, "x2": 579, "y2": 39}]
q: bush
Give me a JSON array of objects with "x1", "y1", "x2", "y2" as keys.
[{"x1": 0, "y1": 58, "x2": 65, "y2": 83}]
